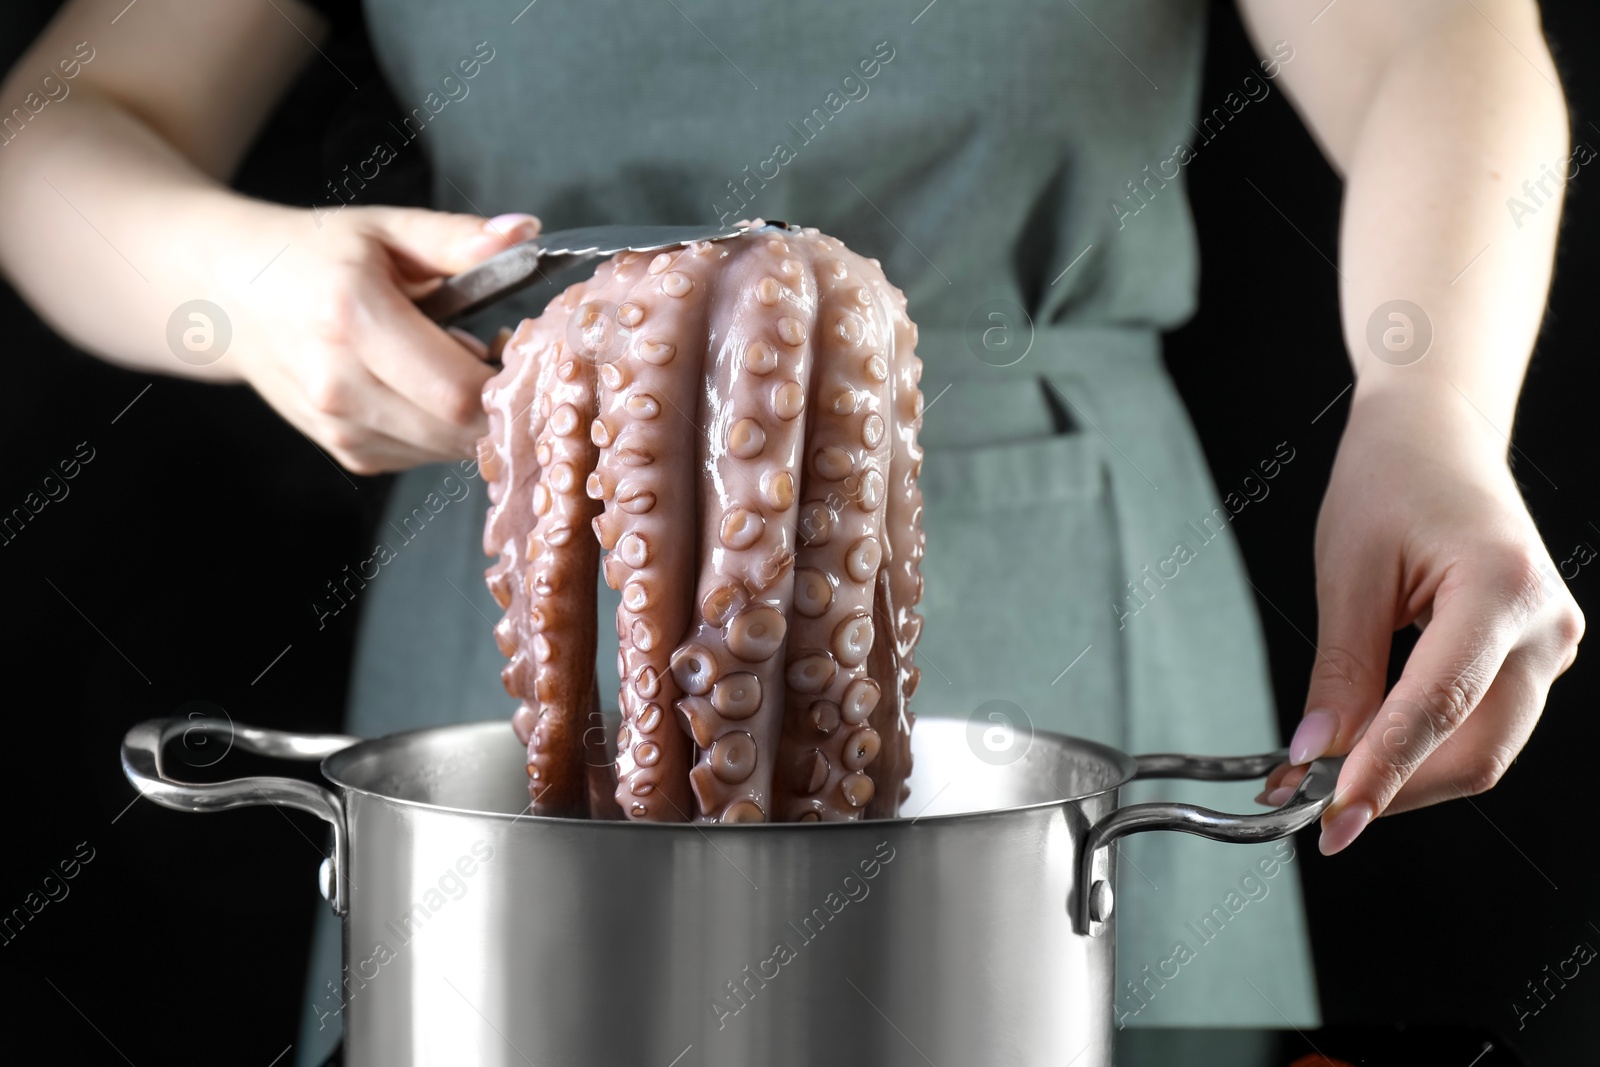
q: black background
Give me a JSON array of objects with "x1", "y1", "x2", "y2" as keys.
[{"x1": 0, "y1": 2, "x2": 1595, "y2": 1064}]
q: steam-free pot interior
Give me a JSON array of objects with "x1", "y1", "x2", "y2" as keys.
[{"x1": 322, "y1": 716, "x2": 1135, "y2": 820}]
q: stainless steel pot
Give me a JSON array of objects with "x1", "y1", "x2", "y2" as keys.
[{"x1": 122, "y1": 716, "x2": 1340, "y2": 1067}]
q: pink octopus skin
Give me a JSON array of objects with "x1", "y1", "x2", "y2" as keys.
[
  {"x1": 866, "y1": 306, "x2": 925, "y2": 819},
  {"x1": 480, "y1": 222, "x2": 924, "y2": 823},
  {"x1": 765, "y1": 242, "x2": 899, "y2": 822},
  {"x1": 480, "y1": 300, "x2": 604, "y2": 817},
  {"x1": 588, "y1": 248, "x2": 706, "y2": 822}
]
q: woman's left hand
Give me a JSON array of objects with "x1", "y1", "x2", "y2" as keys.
[{"x1": 1258, "y1": 386, "x2": 1584, "y2": 855}]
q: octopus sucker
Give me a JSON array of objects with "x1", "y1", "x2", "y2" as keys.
[{"x1": 480, "y1": 223, "x2": 924, "y2": 823}]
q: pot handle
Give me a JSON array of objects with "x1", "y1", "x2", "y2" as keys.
[
  {"x1": 1072, "y1": 748, "x2": 1344, "y2": 935},
  {"x1": 120, "y1": 717, "x2": 361, "y2": 915}
]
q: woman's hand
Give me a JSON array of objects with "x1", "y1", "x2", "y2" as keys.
[
  {"x1": 233, "y1": 206, "x2": 540, "y2": 474},
  {"x1": 0, "y1": 0, "x2": 540, "y2": 475},
  {"x1": 1234, "y1": 0, "x2": 1575, "y2": 852},
  {"x1": 1259, "y1": 387, "x2": 1583, "y2": 854}
]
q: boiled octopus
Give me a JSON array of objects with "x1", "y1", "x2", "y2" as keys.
[{"x1": 479, "y1": 223, "x2": 924, "y2": 824}]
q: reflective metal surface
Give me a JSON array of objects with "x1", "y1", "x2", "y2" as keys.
[
  {"x1": 121, "y1": 716, "x2": 1338, "y2": 1067},
  {"x1": 120, "y1": 717, "x2": 358, "y2": 913},
  {"x1": 1074, "y1": 749, "x2": 1343, "y2": 936},
  {"x1": 417, "y1": 220, "x2": 796, "y2": 324}
]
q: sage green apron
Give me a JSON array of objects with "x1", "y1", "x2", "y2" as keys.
[{"x1": 300, "y1": 2, "x2": 1317, "y2": 1062}]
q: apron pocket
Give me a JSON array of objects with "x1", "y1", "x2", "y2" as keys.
[
  {"x1": 919, "y1": 429, "x2": 1101, "y2": 515},
  {"x1": 912, "y1": 431, "x2": 1127, "y2": 747}
]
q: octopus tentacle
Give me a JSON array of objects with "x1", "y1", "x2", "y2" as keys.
[
  {"x1": 481, "y1": 318, "x2": 561, "y2": 747},
  {"x1": 671, "y1": 234, "x2": 813, "y2": 824},
  {"x1": 771, "y1": 242, "x2": 899, "y2": 821},
  {"x1": 866, "y1": 291, "x2": 925, "y2": 819},
  {"x1": 591, "y1": 250, "x2": 706, "y2": 821},
  {"x1": 518, "y1": 310, "x2": 605, "y2": 816}
]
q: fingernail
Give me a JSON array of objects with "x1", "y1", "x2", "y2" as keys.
[
  {"x1": 1289, "y1": 709, "x2": 1338, "y2": 765},
  {"x1": 1318, "y1": 800, "x2": 1374, "y2": 856},
  {"x1": 1253, "y1": 790, "x2": 1271, "y2": 805},
  {"x1": 485, "y1": 213, "x2": 540, "y2": 240},
  {"x1": 1265, "y1": 785, "x2": 1296, "y2": 807}
]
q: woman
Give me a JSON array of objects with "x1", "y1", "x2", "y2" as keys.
[{"x1": 0, "y1": 1, "x2": 1582, "y2": 1064}]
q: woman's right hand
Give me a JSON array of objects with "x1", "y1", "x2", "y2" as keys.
[
  {"x1": 231, "y1": 206, "x2": 540, "y2": 474},
  {"x1": 0, "y1": 0, "x2": 539, "y2": 475}
]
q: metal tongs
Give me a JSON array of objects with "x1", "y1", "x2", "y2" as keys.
[{"x1": 418, "y1": 219, "x2": 796, "y2": 325}]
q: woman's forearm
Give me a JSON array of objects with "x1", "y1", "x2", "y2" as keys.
[
  {"x1": 1337, "y1": 1, "x2": 1567, "y2": 431},
  {"x1": 0, "y1": 92, "x2": 294, "y2": 381},
  {"x1": 0, "y1": 0, "x2": 321, "y2": 381},
  {"x1": 1240, "y1": 1, "x2": 1585, "y2": 853},
  {"x1": 0, "y1": 0, "x2": 527, "y2": 474},
  {"x1": 1241, "y1": 0, "x2": 1569, "y2": 434}
]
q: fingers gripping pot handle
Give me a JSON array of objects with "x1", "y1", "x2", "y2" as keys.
[
  {"x1": 120, "y1": 718, "x2": 361, "y2": 915},
  {"x1": 1072, "y1": 749, "x2": 1344, "y2": 935}
]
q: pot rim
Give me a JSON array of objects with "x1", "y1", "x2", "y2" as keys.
[{"x1": 320, "y1": 717, "x2": 1141, "y2": 830}]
